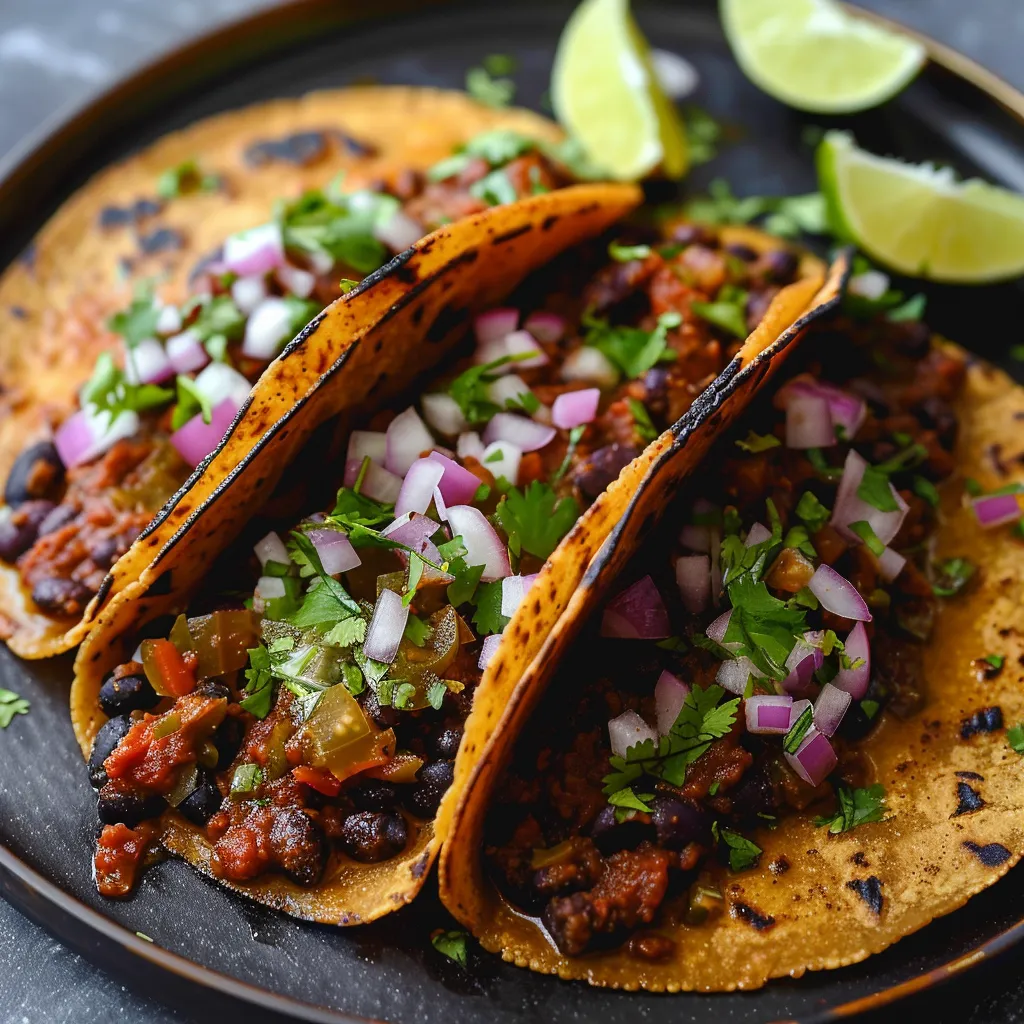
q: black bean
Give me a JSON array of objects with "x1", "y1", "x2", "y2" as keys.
[
  {"x1": 763, "y1": 249, "x2": 799, "y2": 282},
  {"x1": 88, "y1": 536, "x2": 121, "y2": 569},
  {"x1": 31, "y1": 576, "x2": 93, "y2": 615},
  {"x1": 914, "y1": 396, "x2": 958, "y2": 450},
  {"x1": 348, "y1": 778, "x2": 400, "y2": 811},
  {"x1": 571, "y1": 444, "x2": 640, "y2": 502},
  {"x1": 196, "y1": 681, "x2": 231, "y2": 701},
  {"x1": 669, "y1": 223, "x2": 714, "y2": 248},
  {"x1": 725, "y1": 243, "x2": 758, "y2": 262},
  {"x1": 725, "y1": 763, "x2": 777, "y2": 822},
  {"x1": 340, "y1": 811, "x2": 408, "y2": 862},
  {"x1": 362, "y1": 689, "x2": 399, "y2": 729},
  {"x1": 650, "y1": 795, "x2": 711, "y2": 850},
  {"x1": 0, "y1": 501, "x2": 52, "y2": 561},
  {"x1": 269, "y1": 808, "x2": 327, "y2": 885},
  {"x1": 37, "y1": 503, "x2": 77, "y2": 536},
  {"x1": 88, "y1": 715, "x2": 132, "y2": 789},
  {"x1": 212, "y1": 717, "x2": 245, "y2": 771},
  {"x1": 889, "y1": 320, "x2": 931, "y2": 359},
  {"x1": 5, "y1": 441, "x2": 64, "y2": 506},
  {"x1": 404, "y1": 759, "x2": 454, "y2": 819},
  {"x1": 178, "y1": 768, "x2": 222, "y2": 826},
  {"x1": 97, "y1": 786, "x2": 164, "y2": 827},
  {"x1": 98, "y1": 672, "x2": 159, "y2": 717},
  {"x1": 430, "y1": 722, "x2": 463, "y2": 760},
  {"x1": 589, "y1": 804, "x2": 655, "y2": 854}
]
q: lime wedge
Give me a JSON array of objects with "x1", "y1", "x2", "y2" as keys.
[
  {"x1": 552, "y1": 0, "x2": 688, "y2": 181},
  {"x1": 818, "y1": 131, "x2": 1024, "y2": 283},
  {"x1": 720, "y1": 0, "x2": 925, "y2": 114}
]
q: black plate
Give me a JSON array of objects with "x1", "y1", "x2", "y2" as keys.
[{"x1": 2, "y1": 2, "x2": 1024, "y2": 1022}]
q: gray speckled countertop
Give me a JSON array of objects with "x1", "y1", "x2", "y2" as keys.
[{"x1": 0, "y1": 2, "x2": 1022, "y2": 1022}]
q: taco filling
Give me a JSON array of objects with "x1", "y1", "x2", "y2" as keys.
[
  {"x1": 484, "y1": 306, "x2": 970, "y2": 961},
  {"x1": 82, "y1": 220, "x2": 810, "y2": 898},
  {"x1": 0, "y1": 130, "x2": 571, "y2": 626}
]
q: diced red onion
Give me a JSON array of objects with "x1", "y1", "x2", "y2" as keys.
[
  {"x1": 347, "y1": 430, "x2": 388, "y2": 468},
  {"x1": 230, "y1": 275, "x2": 268, "y2": 315},
  {"x1": 170, "y1": 397, "x2": 239, "y2": 468},
  {"x1": 480, "y1": 441, "x2": 521, "y2": 485},
  {"x1": 478, "y1": 632, "x2": 503, "y2": 671},
  {"x1": 781, "y1": 633, "x2": 824, "y2": 696},
  {"x1": 254, "y1": 531, "x2": 289, "y2": 568},
  {"x1": 487, "y1": 374, "x2": 531, "y2": 410},
  {"x1": 193, "y1": 362, "x2": 251, "y2": 408},
  {"x1": 432, "y1": 486, "x2": 449, "y2": 523},
  {"x1": 166, "y1": 329, "x2": 209, "y2": 375},
  {"x1": 552, "y1": 388, "x2": 600, "y2": 430},
  {"x1": 422, "y1": 393, "x2": 468, "y2": 437},
  {"x1": 363, "y1": 588, "x2": 409, "y2": 664},
  {"x1": 501, "y1": 573, "x2": 539, "y2": 618},
  {"x1": 474, "y1": 308, "x2": 519, "y2": 346},
  {"x1": 877, "y1": 546, "x2": 906, "y2": 582},
  {"x1": 679, "y1": 524, "x2": 709, "y2": 552},
  {"x1": 155, "y1": 304, "x2": 182, "y2": 336},
  {"x1": 560, "y1": 347, "x2": 619, "y2": 388},
  {"x1": 655, "y1": 671, "x2": 690, "y2": 735},
  {"x1": 600, "y1": 576, "x2": 671, "y2": 639},
  {"x1": 124, "y1": 338, "x2": 174, "y2": 385},
  {"x1": 223, "y1": 222, "x2": 284, "y2": 276},
  {"x1": 809, "y1": 563, "x2": 872, "y2": 622},
  {"x1": 785, "y1": 726, "x2": 837, "y2": 787},
  {"x1": 831, "y1": 450, "x2": 908, "y2": 545},
  {"x1": 675, "y1": 554, "x2": 710, "y2": 614},
  {"x1": 482, "y1": 412, "x2": 556, "y2": 452},
  {"x1": 833, "y1": 621, "x2": 871, "y2": 699},
  {"x1": 382, "y1": 512, "x2": 439, "y2": 549},
  {"x1": 973, "y1": 493, "x2": 1022, "y2": 528},
  {"x1": 343, "y1": 458, "x2": 403, "y2": 505},
  {"x1": 386, "y1": 407, "x2": 434, "y2": 476},
  {"x1": 242, "y1": 297, "x2": 294, "y2": 360},
  {"x1": 395, "y1": 458, "x2": 445, "y2": 518},
  {"x1": 308, "y1": 529, "x2": 361, "y2": 575},
  {"x1": 477, "y1": 330, "x2": 549, "y2": 371},
  {"x1": 374, "y1": 210, "x2": 424, "y2": 252},
  {"x1": 524, "y1": 310, "x2": 567, "y2": 344},
  {"x1": 456, "y1": 431, "x2": 485, "y2": 462},
  {"x1": 744, "y1": 522, "x2": 772, "y2": 547},
  {"x1": 428, "y1": 451, "x2": 482, "y2": 505},
  {"x1": 608, "y1": 710, "x2": 657, "y2": 759},
  {"x1": 54, "y1": 407, "x2": 141, "y2": 469},
  {"x1": 779, "y1": 376, "x2": 867, "y2": 443},
  {"x1": 446, "y1": 504, "x2": 510, "y2": 581},
  {"x1": 275, "y1": 263, "x2": 316, "y2": 299},
  {"x1": 255, "y1": 575, "x2": 286, "y2": 601},
  {"x1": 706, "y1": 609, "x2": 732, "y2": 645},
  {"x1": 785, "y1": 393, "x2": 834, "y2": 448},
  {"x1": 745, "y1": 695, "x2": 795, "y2": 735},
  {"x1": 848, "y1": 269, "x2": 890, "y2": 301},
  {"x1": 813, "y1": 682, "x2": 852, "y2": 737},
  {"x1": 717, "y1": 656, "x2": 762, "y2": 695}
]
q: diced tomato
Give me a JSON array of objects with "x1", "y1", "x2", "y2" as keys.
[{"x1": 292, "y1": 765, "x2": 343, "y2": 796}]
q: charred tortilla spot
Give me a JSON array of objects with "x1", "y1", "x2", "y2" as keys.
[
  {"x1": 244, "y1": 130, "x2": 328, "y2": 167},
  {"x1": 963, "y1": 841, "x2": 1012, "y2": 867},
  {"x1": 133, "y1": 198, "x2": 162, "y2": 219},
  {"x1": 330, "y1": 128, "x2": 375, "y2": 157},
  {"x1": 19, "y1": 242, "x2": 36, "y2": 268},
  {"x1": 846, "y1": 876, "x2": 883, "y2": 915},
  {"x1": 411, "y1": 850, "x2": 431, "y2": 879},
  {"x1": 99, "y1": 206, "x2": 133, "y2": 228},
  {"x1": 960, "y1": 706, "x2": 1003, "y2": 739},
  {"x1": 426, "y1": 303, "x2": 469, "y2": 345},
  {"x1": 956, "y1": 770, "x2": 985, "y2": 781},
  {"x1": 394, "y1": 264, "x2": 418, "y2": 286},
  {"x1": 730, "y1": 901, "x2": 775, "y2": 931},
  {"x1": 952, "y1": 782, "x2": 986, "y2": 817},
  {"x1": 493, "y1": 224, "x2": 532, "y2": 245},
  {"x1": 137, "y1": 227, "x2": 184, "y2": 255},
  {"x1": 769, "y1": 857, "x2": 790, "y2": 875},
  {"x1": 541, "y1": 215, "x2": 559, "y2": 231},
  {"x1": 10, "y1": 305, "x2": 27, "y2": 320}
]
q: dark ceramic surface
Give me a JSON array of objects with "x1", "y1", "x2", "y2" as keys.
[{"x1": 1, "y1": 2, "x2": 1024, "y2": 1022}]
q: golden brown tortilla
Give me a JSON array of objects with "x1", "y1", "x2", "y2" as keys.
[
  {"x1": 439, "y1": 332, "x2": 1024, "y2": 990},
  {"x1": 0, "y1": 86, "x2": 564, "y2": 658}
]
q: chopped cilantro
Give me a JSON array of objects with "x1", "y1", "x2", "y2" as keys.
[
  {"x1": 683, "y1": 106, "x2": 721, "y2": 165},
  {"x1": 806, "y1": 447, "x2": 844, "y2": 482},
  {"x1": 848, "y1": 520, "x2": 886, "y2": 557},
  {"x1": 469, "y1": 167, "x2": 517, "y2": 206},
  {"x1": 426, "y1": 679, "x2": 449, "y2": 711},
  {"x1": 813, "y1": 784, "x2": 886, "y2": 834},
  {"x1": 81, "y1": 352, "x2": 173, "y2": 419},
  {"x1": 783, "y1": 524, "x2": 816, "y2": 559},
  {"x1": 108, "y1": 285, "x2": 161, "y2": 345},
  {"x1": 795, "y1": 491, "x2": 830, "y2": 533},
  {"x1": 171, "y1": 374, "x2": 213, "y2": 430},
  {"x1": 608, "y1": 241, "x2": 652, "y2": 262},
  {"x1": 241, "y1": 645, "x2": 275, "y2": 718},
  {"x1": 403, "y1": 553, "x2": 424, "y2": 608},
  {"x1": 403, "y1": 613, "x2": 432, "y2": 648},
  {"x1": 341, "y1": 662, "x2": 365, "y2": 697},
  {"x1": 856, "y1": 464, "x2": 899, "y2": 512},
  {"x1": 735, "y1": 430, "x2": 781, "y2": 453},
  {"x1": 339, "y1": 278, "x2": 358, "y2": 293},
  {"x1": 607, "y1": 786, "x2": 654, "y2": 816},
  {"x1": 329, "y1": 486, "x2": 394, "y2": 532},
  {"x1": 392, "y1": 682, "x2": 417, "y2": 709},
  {"x1": 984, "y1": 653, "x2": 1005, "y2": 670},
  {"x1": 427, "y1": 130, "x2": 537, "y2": 182},
  {"x1": 964, "y1": 477, "x2": 984, "y2": 497},
  {"x1": 628, "y1": 398, "x2": 658, "y2": 442},
  {"x1": 1008, "y1": 724, "x2": 1024, "y2": 755},
  {"x1": 719, "y1": 828, "x2": 762, "y2": 872},
  {"x1": 465, "y1": 63, "x2": 515, "y2": 108},
  {"x1": 913, "y1": 475, "x2": 940, "y2": 508},
  {"x1": 691, "y1": 284, "x2": 749, "y2": 339},
  {"x1": 471, "y1": 580, "x2": 509, "y2": 636},
  {"x1": 682, "y1": 178, "x2": 826, "y2": 238},
  {"x1": 323, "y1": 616, "x2": 367, "y2": 648},
  {"x1": 722, "y1": 574, "x2": 806, "y2": 680},
  {"x1": 0, "y1": 688, "x2": 29, "y2": 728},
  {"x1": 782, "y1": 704, "x2": 814, "y2": 754},
  {"x1": 886, "y1": 293, "x2": 927, "y2": 323},
  {"x1": 551, "y1": 424, "x2": 586, "y2": 484},
  {"x1": 157, "y1": 159, "x2": 218, "y2": 199},
  {"x1": 860, "y1": 699, "x2": 880, "y2": 720},
  {"x1": 495, "y1": 480, "x2": 580, "y2": 559},
  {"x1": 931, "y1": 557, "x2": 976, "y2": 598},
  {"x1": 284, "y1": 532, "x2": 361, "y2": 628},
  {"x1": 431, "y1": 929, "x2": 469, "y2": 968},
  {"x1": 446, "y1": 353, "x2": 531, "y2": 425},
  {"x1": 583, "y1": 310, "x2": 680, "y2": 380}
]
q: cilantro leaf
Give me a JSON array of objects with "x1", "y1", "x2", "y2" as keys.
[
  {"x1": 426, "y1": 679, "x2": 448, "y2": 710},
  {"x1": 403, "y1": 612, "x2": 432, "y2": 647},
  {"x1": 608, "y1": 241, "x2": 652, "y2": 262},
  {"x1": 465, "y1": 64, "x2": 515, "y2": 108},
  {"x1": 735, "y1": 429, "x2": 780, "y2": 453},
  {"x1": 495, "y1": 481, "x2": 580, "y2": 559},
  {"x1": 469, "y1": 168, "x2": 517, "y2": 206},
  {"x1": 241, "y1": 646, "x2": 275, "y2": 718},
  {"x1": 856, "y1": 464, "x2": 900, "y2": 512},
  {"x1": 1008, "y1": 724, "x2": 1024, "y2": 755},
  {"x1": 0, "y1": 688, "x2": 29, "y2": 728},
  {"x1": 323, "y1": 616, "x2": 367, "y2": 648},
  {"x1": 447, "y1": 354, "x2": 530, "y2": 425},
  {"x1": 329, "y1": 487, "x2": 395, "y2": 531},
  {"x1": 431, "y1": 929, "x2": 469, "y2": 968},
  {"x1": 81, "y1": 352, "x2": 173, "y2": 418},
  {"x1": 427, "y1": 130, "x2": 537, "y2": 182},
  {"x1": 719, "y1": 828, "x2": 762, "y2": 871},
  {"x1": 108, "y1": 285, "x2": 160, "y2": 345},
  {"x1": 691, "y1": 284, "x2": 749, "y2": 339},
  {"x1": 583, "y1": 310, "x2": 680, "y2": 380},
  {"x1": 913, "y1": 475, "x2": 940, "y2": 508},
  {"x1": 171, "y1": 374, "x2": 213, "y2": 431},
  {"x1": 471, "y1": 580, "x2": 509, "y2": 636},
  {"x1": 795, "y1": 490, "x2": 831, "y2": 533},
  {"x1": 931, "y1": 557, "x2": 976, "y2": 598},
  {"x1": 627, "y1": 398, "x2": 658, "y2": 442},
  {"x1": 813, "y1": 784, "x2": 887, "y2": 834},
  {"x1": 285, "y1": 532, "x2": 361, "y2": 628},
  {"x1": 607, "y1": 786, "x2": 655, "y2": 814},
  {"x1": 848, "y1": 520, "x2": 886, "y2": 557},
  {"x1": 157, "y1": 159, "x2": 218, "y2": 199}
]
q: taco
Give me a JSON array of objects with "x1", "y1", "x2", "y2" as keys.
[
  {"x1": 71, "y1": 215, "x2": 839, "y2": 925},
  {"x1": 440, "y1": 276, "x2": 1024, "y2": 990},
  {"x1": 0, "y1": 86, "x2": 570, "y2": 659}
]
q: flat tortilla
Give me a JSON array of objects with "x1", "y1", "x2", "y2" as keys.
[
  {"x1": 439, "y1": 328, "x2": 1024, "y2": 990},
  {"x1": 0, "y1": 86, "x2": 564, "y2": 658}
]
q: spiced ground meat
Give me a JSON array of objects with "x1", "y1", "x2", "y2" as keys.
[{"x1": 486, "y1": 316, "x2": 967, "y2": 958}]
